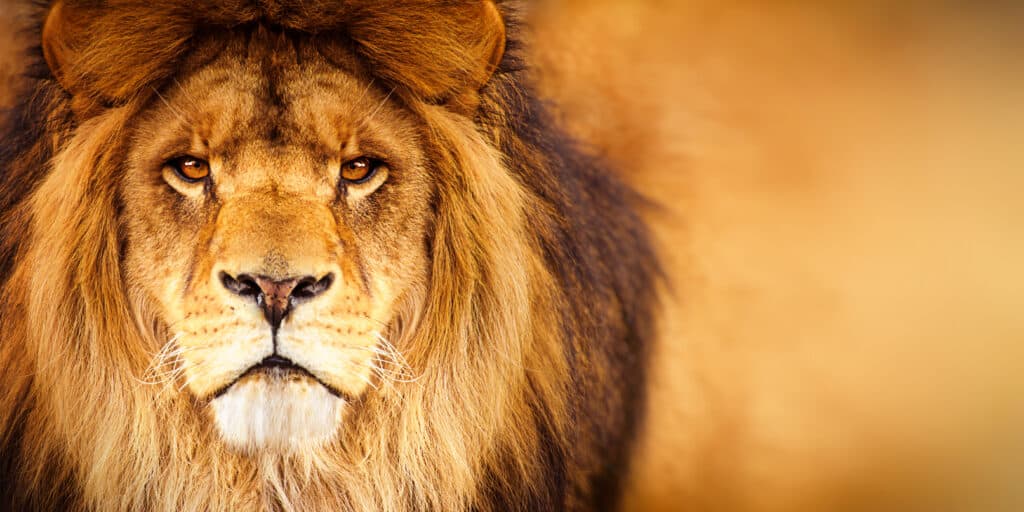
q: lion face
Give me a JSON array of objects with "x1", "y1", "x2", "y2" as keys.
[{"x1": 121, "y1": 32, "x2": 432, "y2": 452}]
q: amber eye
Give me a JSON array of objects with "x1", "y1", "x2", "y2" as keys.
[
  {"x1": 341, "y1": 157, "x2": 384, "y2": 184},
  {"x1": 168, "y1": 156, "x2": 210, "y2": 183}
]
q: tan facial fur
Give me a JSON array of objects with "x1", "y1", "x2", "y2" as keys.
[{"x1": 123, "y1": 31, "x2": 430, "y2": 452}]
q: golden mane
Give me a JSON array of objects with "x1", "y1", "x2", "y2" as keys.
[{"x1": 0, "y1": 1, "x2": 659, "y2": 511}]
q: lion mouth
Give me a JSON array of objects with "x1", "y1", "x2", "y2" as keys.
[{"x1": 211, "y1": 354, "x2": 344, "y2": 399}]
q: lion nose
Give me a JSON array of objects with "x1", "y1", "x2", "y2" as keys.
[{"x1": 219, "y1": 272, "x2": 334, "y2": 330}]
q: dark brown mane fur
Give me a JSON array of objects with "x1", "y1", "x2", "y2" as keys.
[{"x1": 0, "y1": 1, "x2": 659, "y2": 510}]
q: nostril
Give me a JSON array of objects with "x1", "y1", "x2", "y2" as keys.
[
  {"x1": 291, "y1": 273, "x2": 334, "y2": 300},
  {"x1": 220, "y1": 271, "x2": 261, "y2": 298},
  {"x1": 218, "y1": 271, "x2": 333, "y2": 331}
]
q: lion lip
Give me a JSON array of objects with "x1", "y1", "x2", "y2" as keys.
[
  {"x1": 257, "y1": 354, "x2": 300, "y2": 370},
  {"x1": 244, "y1": 355, "x2": 307, "y2": 380},
  {"x1": 210, "y1": 355, "x2": 344, "y2": 400}
]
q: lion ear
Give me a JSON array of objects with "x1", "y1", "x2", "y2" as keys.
[
  {"x1": 41, "y1": 0, "x2": 104, "y2": 107},
  {"x1": 347, "y1": 0, "x2": 506, "y2": 113},
  {"x1": 41, "y1": 0, "x2": 72, "y2": 92},
  {"x1": 467, "y1": 1, "x2": 507, "y2": 93},
  {"x1": 42, "y1": 0, "x2": 197, "y2": 113}
]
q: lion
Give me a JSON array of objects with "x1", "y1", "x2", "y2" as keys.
[{"x1": 0, "y1": 1, "x2": 659, "y2": 510}]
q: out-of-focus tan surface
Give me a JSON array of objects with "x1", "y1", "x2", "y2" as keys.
[
  {"x1": 530, "y1": 1, "x2": 1024, "y2": 511},
  {"x1": 2, "y1": 2, "x2": 1022, "y2": 511},
  {"x1": 0, "y1": 1, "x2": 28, "y2": 109}
]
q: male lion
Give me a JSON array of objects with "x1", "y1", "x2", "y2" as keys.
[{"x1": 0, "y1": 1, "x2": 658, "y2": 510}]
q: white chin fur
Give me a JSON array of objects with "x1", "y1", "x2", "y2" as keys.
[{"x1": 210, "y1": 376, "x2": 344, "y2": 452}]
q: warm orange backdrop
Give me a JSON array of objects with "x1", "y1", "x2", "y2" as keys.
[
  {"x1": 3, "y1": 2, "x2": 1022, "y2": 510},
  {"x1": 530, "y1": 2, "x2": 1024, "y2": 511}
]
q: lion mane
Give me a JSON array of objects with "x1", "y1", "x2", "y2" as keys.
[{"x1": 0, "y1": 1, "x2": 659, "y2": 510}]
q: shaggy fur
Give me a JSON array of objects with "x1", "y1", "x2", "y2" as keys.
[{"x1": 0, "y1": 1, "x2": 659, "y2": 511}]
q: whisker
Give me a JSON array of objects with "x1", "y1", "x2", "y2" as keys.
[
  {"x1": 151, "y1": 86, "x2": 189, "y2": 125},
  {"x1": 364, "y1": 86, "x2": 396, "y2": 125},
  {"x1": 171, "y1": 77, "x2": 202, "y2": 111}
]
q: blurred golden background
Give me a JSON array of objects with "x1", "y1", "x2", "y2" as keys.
[
  {"x1": 528, "y1": 2, "x2": 1024, "y2": 510},
  {"x1": 2, "y1": 1, "x2": 1022, "y2": 510}
]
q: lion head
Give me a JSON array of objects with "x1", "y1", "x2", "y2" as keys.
[
  {"x1": 0, "y1": 1, "x2": 658, "y2": 510},
  {"x1": 123, "y1": 29, "x2": 437, "y2": 452}
]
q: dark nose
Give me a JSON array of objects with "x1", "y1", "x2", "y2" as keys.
[{"x1": 220, "y1": 272, "x2": 334, "y2": 330}]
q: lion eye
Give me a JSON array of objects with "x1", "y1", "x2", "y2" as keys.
[
  {"x1": 168, "y1": 156, "x2": 210, "y2": 182},
  {"x1": 340, "y1": 157, "x2": 384, "y2": 184}
]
